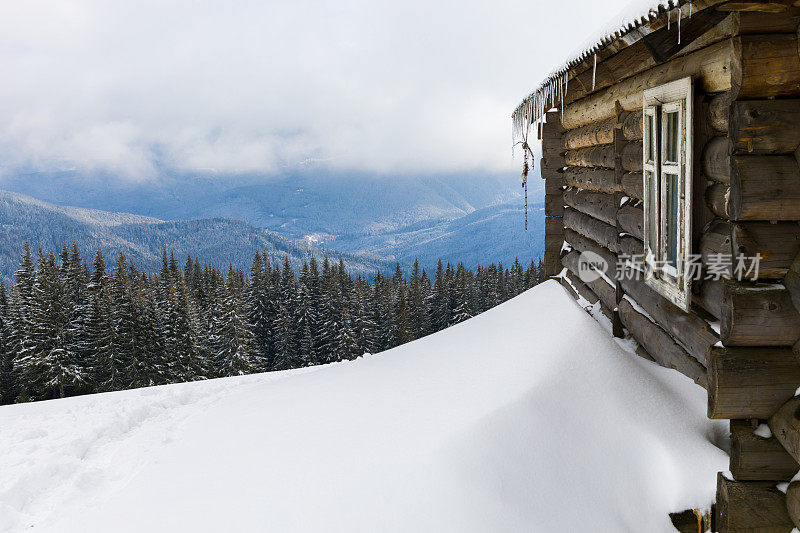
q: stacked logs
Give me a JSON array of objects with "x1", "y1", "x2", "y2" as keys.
[{"x1": 540, "y1": 9, "x2": 800, "y2": 530}]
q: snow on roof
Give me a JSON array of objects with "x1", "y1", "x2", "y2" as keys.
[
  {"x1": 512, "y1": 0, "x2": 694, "y2": 141},
  {"x1": 0, "y1": 280, "x2": 726, "y2": 532}
]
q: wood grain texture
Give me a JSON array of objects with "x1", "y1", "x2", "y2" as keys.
[
  {"x1": 730, "y1": 420, "x2": 800, "y2": 482},
  {"x1": 708, "y1": 345, "x2": 800, "y2": 419},
  {"x1": 716, "y1": 472, "x2": 794, "y2": 532}
]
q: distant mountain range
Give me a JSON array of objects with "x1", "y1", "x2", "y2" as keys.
[
  {"x1": 0, "y1": 190, "x2": 392, "y2": 281},
  {"x1": 0, "y1": 168, "x2": 545, "y2": 277}
]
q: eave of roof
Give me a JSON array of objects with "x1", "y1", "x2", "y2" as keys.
[{"x1": 511, "y1": 0, "x2": 702, "y2": 142}]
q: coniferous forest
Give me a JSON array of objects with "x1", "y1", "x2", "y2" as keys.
[{"x1": 0, "y1": 242, "x2": 545, "y2": 404}]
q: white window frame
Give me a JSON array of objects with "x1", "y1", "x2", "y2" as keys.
[{"x1": 642, "y1": 77, "x2": 693, "y2": 311}]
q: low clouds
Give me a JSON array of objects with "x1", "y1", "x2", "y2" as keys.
[{"x1": 0, "y1": 0, "x2": 627, "y2": 180}]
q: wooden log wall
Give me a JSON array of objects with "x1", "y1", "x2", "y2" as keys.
[
  {"x1": 538, "y1": 5, "x2": 800, "y2": 528},
  {"x1": 542, "y1": 112, "x2": 565, "y2": 277}
]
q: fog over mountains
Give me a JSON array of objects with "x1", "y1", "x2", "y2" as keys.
[
  {"x1": 0, "y1": 190, "x2": 393, "y2": 280},
  {"x1": 0, "y1": 169, "x2": 544, "y2": 278}
]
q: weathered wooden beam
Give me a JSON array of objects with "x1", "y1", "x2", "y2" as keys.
[
  {"x1": 544, "y1": 174, "x2": 565, "y2": 194},
  {"x1": 730, "y1": 100, "x2": 800, "y2": 154},
  {"x1": 739, "y1": 33, "x2": 800, "y2": 99},
  {"x1": 562, "y1": 167, "x2": 643, "y2": 200},
  {"x1": 544, "y1": 216, "x2": 564, "y2": 236},
  {"x1": 702, "y1": 135, "x2": 731, "y2": 183},
  {"x1": 736, "y1": 6, "x2": 800, "y2": 32},
  {"x1": 564, "y1": 143, "x2": 643, "y2": 171},
  {"x1": 705, "y1": 155, "x2": 800, "y2": 220},
  {"x1": 621, "y1": 172, "x2": 644, "y2": 202},
  {"x1": 708, "y1": 92, "x2": 733, "y2": 133},
  {"x1": 787, "y1": 253, "x2": 800, "y2": 315},
  {"x1": 617, "y1": 204, "x2": 644, "y2": 241},
  {"x1": 544, "y1": 191, "x2": 564, "y2": 217},
  {"x1": 563, "y1": 118, "x2": 616, "y2": 151},
  {"x1": 769, "y1": 397, "x2": 800, "y2": 467},
  {"x1": 700, "y1": 279, "x2": 800, "y2": 346},
  {"x1": 562, "y1": 268, "x2": 599, "y2": 304},
  {"x1": 543, "y1": 238, "x2": 564, "y2": 278},
  {"x1": 706, "y1": 182, "x2": 731, "y2": 218},
  {"x1": 730, "y1": 420, "x2": 800, "y2": 481},
  {"x1": 618, "y1": 297, "x2": 707, "y2": 387},
  {"x1": 700, "y1": 220, "x2": 800, "y2": 280},
  {"x1": 565, "y1": 145, "x2": 615, "y2": 169},
  {"x1": 642, "y1": 9, "x2": 729, "y2": 64},
  {"x1": 787, "y1": 481, "x2": 800, "y2": 530},
  {"x1": 562, "y1": 249, "x2": 617, "y2": 309},
  {"x1": 561, "y1": 111, "x2": 644, "y2": 150},
  {"x1": 719, "y1": 0, "x2": 795, "y2": 13},
  {"x1": 561, "y1": 38, "x2": 736, "y2": 130},
  {"x1": 708, "y1": 345, "x2": 800, "y2": 419},
  {"x1": 563, "y1": 167, "x2": 616, "y2": 194},
  {"x1": 540, "y1": 155, "x2": 566, "y2": 173},
  {"x1": 563, "y1": 208, "x2": 643, "y2": 258},
  {"x1": 697, "y1": 276, "x2": 726, "y2": 318},
  {"x1": 564, "y1": 208, "x2": 617, "y2": 252},
  {"x1": 716, "y1": 473, "x2": 794, "y2": 532},
  {"x1": 563, "y1": 228, "x2": 618, "y2": 279},
  {"x1": 563, "y1": 189, "x2": 616, "y2": 226},
  {"x1": 620, "y1": 277, "x2": 718, "y2": 366}
]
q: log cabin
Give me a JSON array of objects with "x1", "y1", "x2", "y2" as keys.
[{"x1": 512, "y1": 1, "x2": 800, "y2": 530}]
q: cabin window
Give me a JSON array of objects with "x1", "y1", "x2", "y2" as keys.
[{"x1": 642, "y1": 77, "x2": 693, "y2": 311}]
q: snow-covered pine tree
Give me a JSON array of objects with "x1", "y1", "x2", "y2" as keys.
[
  {"x1": 451, "y1": 263, "x2": 474, "y2": 325},
  {"x1": 271, "y1": 257, "x2": 300, "y2": 370},
  {"x1": 408, "y1": 259, "x2": 431, "y2": 340},
  {"x1": 84, "y1": 250, "x2": 115, "y2": 392},
  {"x1": 393, "y1": 280, "x2": 411, "y2": 346},
  {"x1": 0, "y1": 279, "x2": 18, "y2": 404},
  {"x1": 246, "y1": 252, "x2": 274, "y2": 369},
  {"x1": 351, "y1": 275, "x2": 378, "y2": 355},
  {"x1": 209, "y1": 272, "x2": 260, "y2": 377},
  {"x1": 106, "y1": 253, "x2": 140, "y2": 391},
  {"x1": 431, "y1": 259, "x2": 450, "y2": 332},
  {"x1": 168, "y1": 274, "x2": 206, "y2": 382},
  {"x1": 17, "y1": 249, "x2": 86, "y2": 399},
  {"x1": 333, "y1": 304, "x2": 360, "y2": 362},
  {"x1": 295, "y1": 262, "x2": 320, "y2": 366}
]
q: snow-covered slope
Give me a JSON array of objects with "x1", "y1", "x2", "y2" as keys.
[{"x1": 0, "y1": 281, "x2": 727, "y2": 532}]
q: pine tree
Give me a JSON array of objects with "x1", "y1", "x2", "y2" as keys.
[
  {"x1": 407, "y1": 259, "x2": 430, "y2": 340},
  {"x1": 18, "y1": 249, "x2": 85, "y2": 399},
  {"x1": 0, "y1": 279, "x2": 18, "y2": 404},
  {"x1": 211, "y1": 275, "x2": 260, "y2": 377},
  {"x1": 272, "y1": 257, "x2": 300, "y2": 370}
]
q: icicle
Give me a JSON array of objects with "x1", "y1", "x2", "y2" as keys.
[
  {"x1": 677, "y1": 7, "x2": 681, "y2": 44},
  {"x1": 592, "y1": 53, "x2": 597, "y2": 91},
  {"x1": 689, "y1": 1, "x2": 693, "y2": 17},
  {"x1": 667, "y1": 9, "x2": 670, "y2": 30}
]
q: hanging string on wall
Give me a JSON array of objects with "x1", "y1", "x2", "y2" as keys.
[{"x1": 521, "y1": 148, "x2": 529, "y2": 231}]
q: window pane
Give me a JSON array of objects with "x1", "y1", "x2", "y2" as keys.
[
  {"x1": 646, "y1": 170, "x2": 658, "y2": 258},
  {"x1": 664, "y1": 172, "x2": 679, "y2": 269},
  {"x1": 646, "y1": 114, "x2": 654, "y2": 162},
  {"x1": 665, "y1": 111, "x2": 679, "y2": 163}
]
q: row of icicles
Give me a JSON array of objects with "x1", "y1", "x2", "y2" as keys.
[
  {"x1": 511, "y1": 0, "x2": 693, "y2": 150},
  {"x1": 511, "y1": 1, "x2": 692, "y2": 230}
]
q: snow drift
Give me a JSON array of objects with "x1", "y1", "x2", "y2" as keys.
[{"x1": 0, "y1": 280, "x2": 727, "y2": 532}]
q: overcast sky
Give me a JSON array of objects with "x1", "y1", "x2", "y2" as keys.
[{"x1": 0, "y1": 0, "x2": 632, "y2": 181}]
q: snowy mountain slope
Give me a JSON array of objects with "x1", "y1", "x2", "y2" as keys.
[
  {"x1": 0, "y1": 171, "x2": 542, "y2": 271},
  {"x1": 0, "y1": 281, "x2": 727, "y2": 532},
  {"x1": 0, "y1": 190, "x2": 392, "y2": 279},
  {"x1": 333, "y1": 201, "x2": 546, "y2": 269}
]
